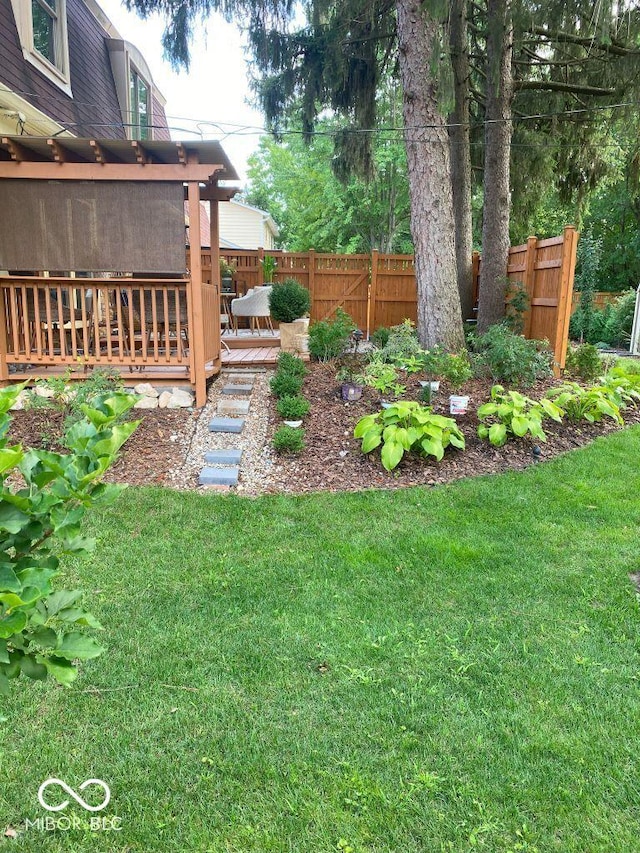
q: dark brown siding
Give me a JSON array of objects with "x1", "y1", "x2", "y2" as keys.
[
  {"x1": 0, "y1": 0, "x2": 169, "y2": 139},
  {"x1": 152, "y1": 96, "x2": 171, "y2": 140}
]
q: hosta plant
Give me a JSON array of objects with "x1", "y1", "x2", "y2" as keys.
[
  {"x1": 0, "y1": 385, "x2": 139, "y2": 694},
  {"x1": 359, "y1": 358, "x2": 406, "y2": 396},
  {"x1": 354, "y1": 401, "x2": 465, "y2": 471},
  {"x1": 545, "y1": 382, "x2": 623, "y2": 425},
  {"x1": 477, "y1": 385, "x2": 563, "y2": 447}
]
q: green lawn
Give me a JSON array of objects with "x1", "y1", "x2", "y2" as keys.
[{"x1": 2, "y1": 428, "x2": 640, "y2": 852}]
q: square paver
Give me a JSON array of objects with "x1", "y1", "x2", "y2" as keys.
[
  {"x1": 208, "y1": 417, "x2": 245, "y2": 434},
  {"x1": 204, "y1": 449, "x2": 243, "y2": 465},
  {"x1": 217, "y1": 399, "x2": 250, "y2": 417},
  {"x1": 199, "y1": 466, "x2": 239, "y2": 486}
]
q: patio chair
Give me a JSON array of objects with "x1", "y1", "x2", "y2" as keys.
[{"x1": 230, "y1": 285, "x2": 274, "y2": 335}]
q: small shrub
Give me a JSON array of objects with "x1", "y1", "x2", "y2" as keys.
[
  {"x1": 273, "y1": 425, "x2": 305, "y2": 454},
  {"x1": 276, "y1": 351, "x2": 307, "y2": 377},
  {"x1": 471, "y1": 323, "x2": 553, "y2": 386},
  {"x1": 270, "y1": 372, "x2": 304, "y2": 398},
  {"x1": 354, "y1": 401, "x2": 465, "y2": 471},
  {"x1": 276, "y1": 395, "x2": 310, "y2": 420},
  {"x1": 504, "y1": 281, "x2": 530, "y2": 334},
  {"x1": 359, "y1": 358, "x2": 405, "y2": 396},
  {"x1": 380, "y1": 320, "x2": 424, "y2": 365},
  {"x1": 564, "y1": 343, "x2": 603, "y2": 383},
  {"x1": 308, "y1": 309, "x2": 355, "y2": 362},
  {"x1": 477, "y1": 385, "x2": 563, "y2": 447},
  {"x1": 269, "y1": 278, "x2": 311, "y2": 323},
  {"x1": 371, "y1": 326, "x2": 391, "y2": 349},
  {"x1": 30, "y1": 368, "x2": 124, "y2": 431},
  {"x1": 440, "y1": 350, "x2": 473, "y2": 390}
]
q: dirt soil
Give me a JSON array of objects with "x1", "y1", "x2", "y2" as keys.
[{"x1": 7, "y1": 363, "x2": 640, "y2": 494}]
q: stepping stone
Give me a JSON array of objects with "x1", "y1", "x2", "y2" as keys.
[
  {"x1": 208, "y1": 417, "x2": 245, "y2": 434},
  {"x1": 199, "y1": 466, "x2": 239, "y2": 486},
  {"x1": 205, "y1": 449, "x2": 243, "y2": 465},
  {"x1": 222, "y1": 384, "x2": 254, "y2": 395},
  {"x1": 225, "y1": 372, "x2": 258, "y2": 382},
  {"x1": 217, "y1": 399, "x2": 250, "y2": 417}
]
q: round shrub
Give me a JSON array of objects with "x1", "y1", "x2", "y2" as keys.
[
  {"x1": 276, "y1": 351, "x2": 307, "y2": 377},
  {"x1": 308, "y1": 309, "x2": 355, "y2": 362},
  {"x1": 276, "y1": 394, "x2": 310, "y2": 420},
  {"x1": 270, "y1": 372, "x2": 304, "y2": 398},
  {"x1": 269, "y1": 278, "x2": 311, "y2": 323},
  {"x1": 273, "y1": 425, "x2": 305, "y2": 454}
]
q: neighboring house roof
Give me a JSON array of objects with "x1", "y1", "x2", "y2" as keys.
[{"x1": 0, "y1": 0, "x2": 169, "y2": 139}]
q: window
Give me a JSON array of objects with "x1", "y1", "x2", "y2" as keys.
[
  {"x1": 9, "y1": 0, "x2": 71, "y2": 92},
  {"x1": 129, "y1": 66, "x2": 150, "y2": 140}
]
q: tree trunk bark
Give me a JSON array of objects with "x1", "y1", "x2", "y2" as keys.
[
  {"x1": 395, "y1": 0, "x2": 464, "y2": 351},
  {"x1": 477, "y1": 0, "x2": 514, "y2": 332},
  {"x1": 448, "y1": 0, "x2": 474, "y2": 323}
]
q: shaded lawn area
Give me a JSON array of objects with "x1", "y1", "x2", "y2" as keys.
[{"x1": 2, "y1": 428, "x2": 640, "y2": 852}]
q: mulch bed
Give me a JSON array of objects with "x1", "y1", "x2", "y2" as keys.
[
  {"x1": 263, "y1": 363, "x2": 640, "y2": 494},
  {"x1": 6, "y1": 363, "x2": 640, "y2": 494}
]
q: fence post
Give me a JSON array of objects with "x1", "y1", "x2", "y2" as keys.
[
  {"x1": 368, "y1": 250, "x2": 379, "y2": 340},
  {"x1": 554, "y1": 225, "x2": 579, "y2": 372},
  {"x1": 186, "y1": 176, "x2": 206, "y2": 407},
  {"x1": 258, "y1": 247, "x2": 264, "y2": 285},
  {"x1": 0, "y1": 283, "x2": 8, "y2": 383},
  {"x1": 308, "y1": 249, "x2": 316, "y2": 322},
  {"x1": 523, "y1": 236, "x2": 537, "y2": 338}
]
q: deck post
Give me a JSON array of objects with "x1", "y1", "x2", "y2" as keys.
[
  {"x1": 0, "y1": 285, "x2": 8, "y2": 383},
  {"x1": 210, "y1": 193, "x2": 222, "y2": 368},
  {"x1": 187, "y1": 175, "x2": 207, "y2": 407}
]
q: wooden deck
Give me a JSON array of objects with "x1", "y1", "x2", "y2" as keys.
[{"x1": 221, "y1": 346, "x2": 280, "y2": 366}]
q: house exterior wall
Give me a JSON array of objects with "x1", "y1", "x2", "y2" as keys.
[
  {"x1": 0, "y1": 0, "x2": 169, "y2": 139},
  {"x1": 0, "y1": 0, "x2": 125, "y2": 137},
  {"x1": 218, "y1": 202, "x2": 277, "y2": 250}
]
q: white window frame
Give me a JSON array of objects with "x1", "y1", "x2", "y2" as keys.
[
  {"x1": 10, "y1": 0, "x2": 72, "y2": 96},
  {"x1": 127, "y1": 61, "x2": 153, "y2": 141}
]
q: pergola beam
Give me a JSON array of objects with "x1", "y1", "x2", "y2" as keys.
[{"x1": 0, "y1": 162, "x2": 224, "y2": 182}]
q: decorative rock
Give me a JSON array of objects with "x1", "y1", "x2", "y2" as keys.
[
  {"x1": 9, "y1": 390, "x2": 30, "y2": 411},
  {"x1": 158, "y1": 391, "x2": 173, "y2": 408},
  {"x1": 167, "y1": 388, "x2": 194, "y2": 408},
  {"x1": 134, "y1": 396, "x2": 159, "y2": 409},
  {"x1": 204, "y1": 448, "x2": 243, "y2": 465},
  {"x1": 209, "y1": 417, "x2": 245, "y2": 434},
  {"x1": 217, "y1": 399, "x2": 250, "y2": 417},
  {"x1": 199, "y1": 466, "x2": 239, "y2": 486},
  {"x1": 35, "y1": 386, "x2": 55, "y2": 398},
  {"x1": 222, "y1": 384, "x2": 254, "y2": 395},
  {"x1": 134, "y1": 383, "x2": 159, "y2": 397}
]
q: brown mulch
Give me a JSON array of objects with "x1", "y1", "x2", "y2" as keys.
[
  {"x1": 7, "y1": 408, "x2": 195, "y2": 487},
  {"x1": 263, "y1": 362, "x2": 640, "y2": 494}
]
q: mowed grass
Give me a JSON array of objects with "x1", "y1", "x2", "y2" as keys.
[{"x1": 2, "y1": 428, "x2": 640, "y2": 852}]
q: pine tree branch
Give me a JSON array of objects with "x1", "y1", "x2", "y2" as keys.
[
  {"x1": 530, "y1": 26, "x2": 640, "y2": 57},
  {"x1": 515, "y1": 80, "x2": 616, "y2": 96}
]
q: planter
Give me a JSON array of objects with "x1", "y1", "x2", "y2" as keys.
[
  {"x1": 449, "y1": 394, "x2": 470, "y2": 415},
  {"x1": 280, "y1": 318, "x2": 310, "y2": 353},
  {"x1": 221, "y1": 276, "x2": 234, "y2": 293},
  {"x1": 341, "y1": 382, "x2": 363, "y2": 402},
  {"x1": 283, "y1": 420, "x2": 303, "y2": 428},
  {"x1": 419, "y1": 380, "x2": 440, "y2": 392}
]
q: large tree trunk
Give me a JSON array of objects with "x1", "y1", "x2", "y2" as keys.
[
  {"x1": 477, "y1": 0, "x2": 514, "y2": 332},
  {"x1": 448, "y1": 0, "x2": 474, "y2": 323},
  {"x1": 396, "y1": 0, "x2": 464, "y2": 351}
]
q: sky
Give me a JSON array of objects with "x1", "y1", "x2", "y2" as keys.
[{"x1": 98, "y1": 0, "x2": 266, "y2": 184}]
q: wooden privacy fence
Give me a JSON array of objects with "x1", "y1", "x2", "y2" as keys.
[{"x1": 216, "y1": 226, "x2": 578, "y2": 368}]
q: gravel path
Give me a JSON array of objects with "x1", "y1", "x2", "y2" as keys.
[{"x1": 165, "y1": 369, "x2": 277, "y2": 493}]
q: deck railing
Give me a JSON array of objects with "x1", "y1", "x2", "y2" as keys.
[{"x1": 0, "y1": 276, "x2": 192, "y2": 377}]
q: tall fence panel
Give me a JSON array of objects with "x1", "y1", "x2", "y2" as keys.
[{"x1": 218, "y1": 226, "x2": 577, "y2": 366}]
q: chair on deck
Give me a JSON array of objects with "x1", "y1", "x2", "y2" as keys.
[{"x1": 230, "y1": 285, "x2": 274, "y2": 335}]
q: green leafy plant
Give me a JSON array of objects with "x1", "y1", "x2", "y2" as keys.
[
  {"x1": 354, "y1": 401, "x2": 465, "y2": 471},
  {"x1": 422, "y1": 346, "x2": 447, "y2": 379},
  {"x1": 564, "y1": 343, "x2": 603, "y2": 383},
  {"x1": 545, "y1": 382, "x2": 623, "y2": 424},
  {"x1": 0, "y1": 386, "x2": 139, "y2": 693},
  {"x1": 276, "y1": 395, "x2": 310, "y2": 420},
  {"x1": 219, "y1": 257, "x2": 236, "y2": 278},
  {"x1": 477, "y1": 385, "x2": 563, "y2": 447},
  {"x1": 270, "y1": 371, "x2": 304, "y2": 398},
  {"x1": 470, "y1": 323, "x2": 553, "y2": 386},
  {"x1": 308, "y1": 308, "x2": 356, "y2": 362},
  {"x1": 370, "y1": 326, "x2": 391, "y2": 349},
  {"x1": 272, "y1": 425, "x2": 305, "y2": 454},
  {"x1": 276, "y1": 351, "x2": 307, "y2": 378},
  {"x1": 260, "y1": 254, "x2": 277, "y2": 283},
  {"x1": 440, "y1": 350, "x2": 473, "y2": 390},
  {"x1": 504, "y1": 281, "x2": 530, "y2": 334},
  {"x1": 379, "y1": 320, "x2": 424, "y2": 365},
  {"x1": 397, "y1": 354, "x2": 426, "y2": 374},
  {"x1": 269, "y1": 277, "x2": 311, "y2": 323},
  {"x1": 359, "y1": 358, "x2": 405, "y2": 396},
  {"x1": 29, "y1": 368, "x2": 125, "y2": 433}
]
